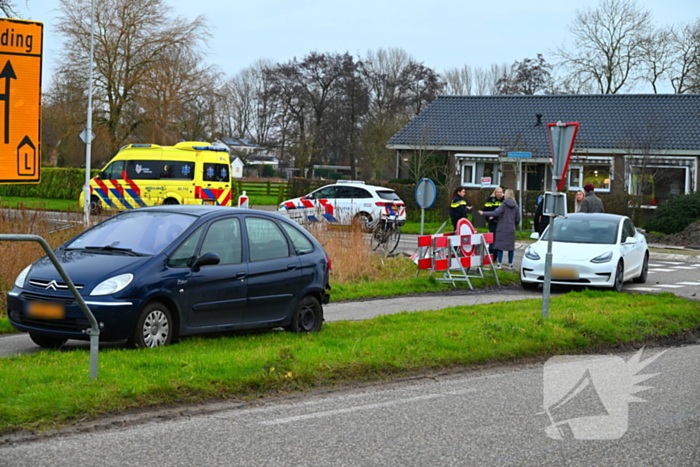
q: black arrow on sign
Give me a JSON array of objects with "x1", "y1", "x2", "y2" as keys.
[{"x1": 0, "y1": 61, "x2": 16, "y2": 144}]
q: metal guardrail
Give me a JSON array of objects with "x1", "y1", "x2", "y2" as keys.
[{"x1": 1, "y1": 234, "x2": 100, "y2": 379}]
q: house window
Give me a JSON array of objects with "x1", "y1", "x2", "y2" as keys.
[
  {"x1": 627, "y1": 161, "x2": 691, "y2": 206},
  {"x1": 567, "y1": 162, "x2": 611, "y2": 192},
  {"x1": 458, "y1": 156, "x2": 500, "y2": 188}
]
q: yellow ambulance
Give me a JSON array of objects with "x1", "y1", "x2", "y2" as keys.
[{"x1": 82, "y1": 142, "x2": 233, "y2": 214}]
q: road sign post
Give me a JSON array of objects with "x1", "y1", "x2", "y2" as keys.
[
  {"x1": 0, "y1": 19, "x2": 43, "y2": 185},
  {"x1": 542, "y1": 122, "x2": 579, "y2": 318},
  {"x1": 415, "y1": 178, "x2": 437, "y2": 236}
]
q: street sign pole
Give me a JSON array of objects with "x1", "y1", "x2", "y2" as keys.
[
  {"x1": 83, "y1": 0, "x2": 97, "y2": 226},
  {"x1": 542, "y1": 122, "x2": 579, "y2": 318}
]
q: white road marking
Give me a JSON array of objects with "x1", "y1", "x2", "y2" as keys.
[
  {"x1": 259, "y1": 389, "x2": 477, "y2": 426},
  {"x1": 658, "y1": 261, "x2": 685, "y2": 265},
  {"x1": 677, "y1": 282, "x2": 700, "y2": 285},
  {"x1": 627, "y1": 287, "x2": 661, "y2": 291},
  {"x1": 648, "y1": 268, "x2": 676, "y2": 272},
  {"x1": 655, "y1": 284, "x2": 685, "y2": 288},
  {"x1": 671, "y1": 266, "x2": 696, "y2": 270}
]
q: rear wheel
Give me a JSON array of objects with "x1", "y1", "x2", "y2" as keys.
[
  {"x1": 29, "y1": 333, "x2": 67, "y2": 349},
  {"x1": 128, "y1": 301, "x2": 173, "y2": 348},
  {"x1": 163, "y1": 198, "x2": 179, "y2": 205},
  {"x1": 287, "y1": 296, "x2": 323, "y2": 333},
  {"x1": 354, "y1": 212, "x2": 372, "y2": 232},
  {"x1": 633, "y1": 253, "x2": 649, "y2": 284}
]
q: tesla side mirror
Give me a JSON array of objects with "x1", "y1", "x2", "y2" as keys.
[
  {"x1": 530, "y1": 232, "x2": 540, "y2": 240},
  {"x1": 192, "y1": 252, "x2": 220, "y2": 269},
  {"x1": 624, "y1": 236, "x2": 637, "y2": 245}
]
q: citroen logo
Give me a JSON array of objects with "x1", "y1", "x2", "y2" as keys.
[{"x1": 45, "y1": 280, "x2": 59, "y2": 290}]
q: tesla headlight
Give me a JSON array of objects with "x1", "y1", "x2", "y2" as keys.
[
  {"x1": 591, "y1": 251, "x2": 613, "y2": 263},
  {"x1": 524, "y1": 246, "x2": 540, "y2": 261},
  {"x1": 14, "y1": 265, "x2": 31, "y2": 288},
  {"x1": 90, "y1": 273, "x2": 133, "y2": 296}
]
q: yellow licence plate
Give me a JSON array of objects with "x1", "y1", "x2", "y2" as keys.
[
  {"x1": 27, "y1": 301, "x2": 65, "y2": 320},
  {"x1": 202, "y1": 200, "x2": 216, "y2": 205},
  {"x1": 552, "y1": 266, "x2": 579, "y2": 280}
]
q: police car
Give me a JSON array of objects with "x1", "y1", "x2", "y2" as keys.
[{"x1": 279, "y1": 181, "x2": 406, "y2": 230}]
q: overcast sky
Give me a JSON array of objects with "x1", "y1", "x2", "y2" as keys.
[{"x1": 17, "y1": 0, "x2": 700, "y2": 92}]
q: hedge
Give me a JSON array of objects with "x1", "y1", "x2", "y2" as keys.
[{"x1": 0, "y1": 168, "x2": 99, "y2": 200}]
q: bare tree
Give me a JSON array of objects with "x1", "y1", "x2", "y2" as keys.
[
  {"x1": 668, "y1": 21, "x2": 700, "y2": 93},
  {"x1": 638, "y1": 28, "x2": 675, "y2": 94},
  {"x1": 0, "y1": 0, "x2": 18, "y2": 17},
  {"x1": 441, "y1": 65, "x2": 473, "y2": 95},
  {"x1": 56, "y1": 0, "x2": 210, "y2": 156},
  {"x1": 554, "y1": 0, "x2": 653, "y2": 94},
  {"x1": 495, "y1": 54, "x2": 553, "y2": 95}
]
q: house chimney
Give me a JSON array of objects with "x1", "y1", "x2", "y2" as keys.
[{"x1": 535, "y1": 114, "x2": 543, "y2": 126}]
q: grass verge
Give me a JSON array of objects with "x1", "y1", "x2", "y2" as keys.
[{"x1": 1, "y1": 290, "x2": 698, "y2": 434}]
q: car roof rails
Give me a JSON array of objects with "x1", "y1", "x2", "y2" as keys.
[{"x1": 336, "y1": 180, "x2": 365, "y2": 185}]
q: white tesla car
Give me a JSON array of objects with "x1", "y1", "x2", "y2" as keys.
[{"x1": 520, "y1": 213, "x2": 649, "y2": 292}]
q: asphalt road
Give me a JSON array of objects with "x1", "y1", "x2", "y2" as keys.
[{"x1": 2, "y1": 344, "x2": 698, "y2": 466}]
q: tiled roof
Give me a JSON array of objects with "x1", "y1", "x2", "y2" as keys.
[{"x1": 387, "y1": 94, "x2": 700, "y2": 157}]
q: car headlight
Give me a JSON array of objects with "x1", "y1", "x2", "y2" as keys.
[
  {"x1": 14, "y1": 265, "x2": 31, "y2": 288},
  {"x1": 525, "y1": 247, "x2": 540, "y2": 261},
  {"x1": 591, "y1": 251, "x2": 613, "y2": 263},
  {"x1": 90, "y1": 273, "x2": 133, "y2": 296}
]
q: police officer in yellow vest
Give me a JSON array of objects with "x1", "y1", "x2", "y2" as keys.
[
  {"x1": 483, "y1": 187, "x2": 504, "y2": 258},
  {"x1": 450, "y1": 186, "x2": 472, "y2": 230}
]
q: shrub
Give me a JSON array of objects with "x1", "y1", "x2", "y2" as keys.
[{"x1": 644, "y1": 192, "x2": 700, "y2": 234}]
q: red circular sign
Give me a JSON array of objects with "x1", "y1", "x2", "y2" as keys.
[{"x1": 456, "y1": 218, "x2": 477, "y2": 256}]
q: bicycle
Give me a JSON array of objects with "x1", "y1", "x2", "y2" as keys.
[{"x1": 369, "y1": 210, "x2": 402, "y2": 255}]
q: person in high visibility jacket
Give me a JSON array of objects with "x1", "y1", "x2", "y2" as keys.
[
  {"x1": 449, "y1": 186, "x2": 472, "y2": 230},
  {"x1": 483, "y1": 187, "x2": 504, "y2": 259}
]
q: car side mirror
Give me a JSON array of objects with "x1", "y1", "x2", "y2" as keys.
[
  {"x1": 192, "y1": 252, "x2": 220, "y2": 269},
  {"x1": 624, "y1": 236, "x2": 637, "y2": 245},
  {"x1": 530, "y1": 232, "x2": 540, "y2": 240}
]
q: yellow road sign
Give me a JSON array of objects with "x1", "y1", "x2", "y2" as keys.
[{"x1": 0, "y1": 18, "x2": 42, "y2": 184}]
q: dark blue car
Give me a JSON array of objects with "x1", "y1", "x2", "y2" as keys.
[{"x1": 7, "y1": 205, "x2": 331, "y2": 348}]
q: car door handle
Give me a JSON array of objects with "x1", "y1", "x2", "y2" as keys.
[
  {"x1": 287, "y1": 264, "x2": 297, "y2": 270},
  {"x1": 236, "y1": 271, "x2": 246, "y2": 278}
]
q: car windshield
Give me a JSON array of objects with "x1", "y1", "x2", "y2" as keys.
[
  {"x1": 542, "y1": 218, "x2": 619, "y2": 245},
  {"x1": 376, "y1": 190, "x2": 401, "y2": 201},
  {"x1": 65, "y1": 211, "x2": 197, "y2": 255}
]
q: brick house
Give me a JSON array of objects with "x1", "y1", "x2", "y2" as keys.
[{"x1": 387, "y1": 94, "x2": 700, "y2": 208}]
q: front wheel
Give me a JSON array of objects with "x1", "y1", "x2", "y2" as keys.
[
  {"x1": 128, "y1": 301, "x2": 173, "y2": 348},
  {"x1": 521, "y1": 281, "x2": 539, "y2": 290},
  {"x1": 612, "y1": 260, "x2": 624, "y2": 292},
  {"x1": 89, "y1": 196, "x2": 102, "y2": 216},
  {"x1": 385, "y1": 225, "x2": 401, "y2": 255},
  {"x1": 286, "y1": 296, "x2": 323, "y2": 333},
  {"x1": 29, "y1": 333, "x2": 67, "y2": 349}
]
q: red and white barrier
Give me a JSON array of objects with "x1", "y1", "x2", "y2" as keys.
[{"x1": 414, "y1": 218, "x2": 499, "y2": 289}]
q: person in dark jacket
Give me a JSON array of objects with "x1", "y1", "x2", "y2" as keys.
[
  {"x1": 579, "y1": 183, "x2": 605, "y2": 213},
  {"x1": 533, "y1": 194, "x2": 550, "y2": 236},
  {"x1": 479, "y1": 189, "x2": 521, "y2": 269},
  {"x1": 449, "y1": 187, "x2": 472, "y2": 230},
  {"x1": 483, "y1": 187, "x2": 504, "y2": 259}
]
